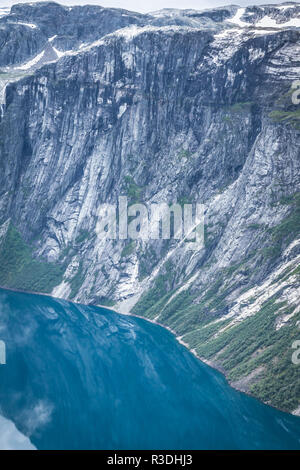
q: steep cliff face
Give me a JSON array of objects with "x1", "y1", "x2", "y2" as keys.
[{"x1": 0, "y1": 2, "x2": 299, "y2": 413}]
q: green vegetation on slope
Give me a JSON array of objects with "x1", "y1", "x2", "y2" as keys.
[
  {"x1": 190, "y1": 297, "x2": 300, "y2": 413},
  {"x1": 262, "y1": 192, "x2": 300, "y2": 260},
  {"x1": 124, "y1": 175, "x2": 144, "y2": 204},
  {"x1": 69, "y1": 261, "x2": 86, "y2": 299},
  {"x1": 133, "y1": 194, "x2": 300, "y2": 412},
  {"x1": 0, "y1": 224, "x2": 64, "y2": 293},
  {"x1": 121, "y1": 241, "x2": 136, "y2": 259},
  {"x1": 269, "y1": 86, "x2": 300, "y2": 130},
  {"x1": 269, "y1": 109, "x2": 300, "y2": 130}
]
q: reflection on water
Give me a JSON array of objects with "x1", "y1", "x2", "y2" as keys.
[{"x1": 0, "y1": 288, "x2": 299, "y2": 450}]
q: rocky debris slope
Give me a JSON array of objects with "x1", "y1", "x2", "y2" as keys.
[{"x1": 0, "y1": 2, "x2": 299, "y2": 413}]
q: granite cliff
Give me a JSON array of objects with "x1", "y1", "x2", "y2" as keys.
[{"x1": 0, "y1": 2, "x2": 299, "y2": 413}]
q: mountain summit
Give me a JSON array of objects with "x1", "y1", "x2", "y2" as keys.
[{"x1": 0, "y1": 2, "x2": 299, "y2": 414}]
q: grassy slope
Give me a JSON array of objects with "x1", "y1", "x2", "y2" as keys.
[
  {"x1": 132, "y1": 193, "x2": 300, "y2": 412},
  {"x1": 0, "y1": 224, "x2": 64, "y2": 293},
  {"x1": 0, "y1": 192, "x2": 299, "y2": 412}
]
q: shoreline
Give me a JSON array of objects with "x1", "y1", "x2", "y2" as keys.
[
  {"x1": 108, "y1": 304, "x2": 300, "y2": 418},
  {"x1": 0, "y1": 285, "x2": 299, "y2": 418}
]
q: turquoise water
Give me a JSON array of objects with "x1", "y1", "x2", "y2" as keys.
[{"x1": 0, "y1": 288, "x2": 299, "y2": 450}]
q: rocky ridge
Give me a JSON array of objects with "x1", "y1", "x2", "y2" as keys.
[{"x1": 0, "y1": 2, "x2": 299, "y2": 413}]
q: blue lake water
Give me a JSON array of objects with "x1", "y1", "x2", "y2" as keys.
[{"x1": 0, "y1": 287, "x2": 299, "y2": 450}]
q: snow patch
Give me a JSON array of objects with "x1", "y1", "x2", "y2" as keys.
[
  {"x1": 118, "y1": 103, "x2": 127, "y2": 119},
  {"x1": 52, "y1": 47, "x2": 75, "y2": 59},
  {"x1": 227, "y1": 8, "x2": 249, "y2": 27},
  {"x1": 9, "y1": 21, "x2": 37, "y2": 29},
  {"x1": 256, "y1": 16, "x2": 300, "y2": 28},
  {"x1": 248, "y1": 47, "x2": 265, "y2": 62},
  {"x1": 0, "y1": 7, "x2": 10, "y2": 18},
  {"x1": 276, "y1": 4, "x2": 298, "y2": 10},
  {"x1": 17, "y1": 50, "x2": 45, "y2": 71},
  {"x1": 53, "y1": 47, "x2": 66, "y2": 58},
  {"x1": 201, "y1": 239, "x2": 300, "y2": 337},
  {"x1": 283, "y1": 238, "x2": 300, "y2": 257}
]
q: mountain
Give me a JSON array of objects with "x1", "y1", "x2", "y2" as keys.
[
  {"x1": 1, "y1": 288, "x2": 300, "y2": 450},
  {"x1": 0, "y1": 2, "x2": 299, "y2": 414}
]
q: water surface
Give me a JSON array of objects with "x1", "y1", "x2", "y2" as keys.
[{"x1": 0, "y1": 288, "x2": 299, "y2": 450}]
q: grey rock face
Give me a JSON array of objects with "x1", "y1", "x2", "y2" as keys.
[{"x1": 0, "y1": 2, "x2": 299, "y2": 412}]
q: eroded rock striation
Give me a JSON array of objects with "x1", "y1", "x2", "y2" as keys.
[{"x1": 0, "y1": 2, "x2": 299, "y2": 413}]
